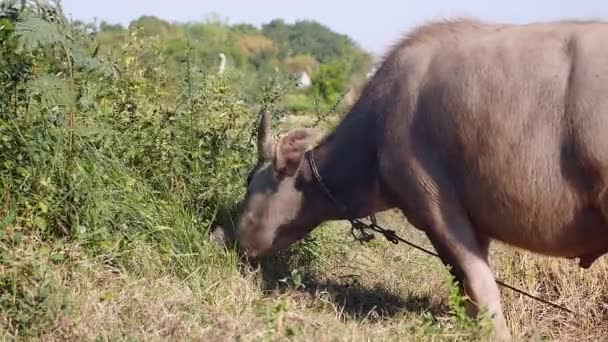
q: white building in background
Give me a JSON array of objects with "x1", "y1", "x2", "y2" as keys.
[{"x1": 297, "y1": 71, "x2": 312, "y2": 89}]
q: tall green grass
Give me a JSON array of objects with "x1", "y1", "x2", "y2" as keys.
[{"x1": 0, "y1": 2, "x2": 263, "y2": 336}]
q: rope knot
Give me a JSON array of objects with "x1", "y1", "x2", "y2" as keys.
[
  {"x1": 350, "y1": 219, "x2": 375, "y2": 244},
  {"x1": 379, "y1": 228, "x2": 399, "y2": 244}
]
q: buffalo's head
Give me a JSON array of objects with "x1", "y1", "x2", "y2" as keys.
[{"x1": 238, "y1": 111, "x2": 320, "y2": 258}]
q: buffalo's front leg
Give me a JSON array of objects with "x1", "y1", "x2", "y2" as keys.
[
  {"x1": 404, "y1": 198, "x2": 509, "y2": 340},
  {"x1": 383, "y1": 159, "x2": 511, "y2": 340}
]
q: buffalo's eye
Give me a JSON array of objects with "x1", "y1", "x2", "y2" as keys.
[{"x1": 275, "y1": 168, "x2": 288, "y2": 181}]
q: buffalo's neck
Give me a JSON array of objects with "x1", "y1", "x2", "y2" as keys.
[{"x1": 300, "y1": 105, "x2": 391, "y2": 221}]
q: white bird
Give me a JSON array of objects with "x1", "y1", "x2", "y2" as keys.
[{"x1": 218, "y1": 53, "x2": 226, "y2": 75}]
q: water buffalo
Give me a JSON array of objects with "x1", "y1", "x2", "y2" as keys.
[{"x1": 237, "y1": 18, "x2": 608, "y2": 340}]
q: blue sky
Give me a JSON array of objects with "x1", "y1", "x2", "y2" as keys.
[{"x1": 62, "y1": 0, "x2": 608, "y2": 54}]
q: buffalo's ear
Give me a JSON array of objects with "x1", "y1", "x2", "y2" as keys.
[
  {"x1": 257, "y1": 110, "x2": 275, "y2": 162},
  {"x1": 274, "y1": 128, "x2": 317, "y2": 177}
]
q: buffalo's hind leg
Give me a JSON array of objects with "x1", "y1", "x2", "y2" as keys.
[{"x1": 386, "y1": 162, "x2": 510, "y2": 340}]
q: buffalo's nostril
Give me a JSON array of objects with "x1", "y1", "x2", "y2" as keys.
[
  {"x1": 237, "y1": 231, "x2": 258, "y2": 257},
  {"x1": 237, "y1": 242, "x2": 264, "y2": 269},
  {"x1": 237, "y1": 234, "x2": 270, "y2": 261}
]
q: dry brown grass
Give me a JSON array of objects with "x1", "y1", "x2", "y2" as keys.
[
  {"x1": 14, "y1": 210, "x2": 603, "y2": 342},
  {"x1": 374, "y1": 211, "x2": 608, "y2": 341}
]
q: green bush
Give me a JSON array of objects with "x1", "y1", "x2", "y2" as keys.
[
  {"x1": 283, "y1": 92, "x2": 314, "y2": 114},
  {"x1": 0, "y1": 3, "x2": 260, "y2": 335},
  {"x1": 312, "y1": 59, "x2": 348, "y2": 104}
]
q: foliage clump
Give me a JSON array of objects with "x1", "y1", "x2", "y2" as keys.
[{"x1": 0, "y1": 1, "x2": 264, "y2": 336}]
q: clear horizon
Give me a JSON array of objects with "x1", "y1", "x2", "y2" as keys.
[{"x1": 62, "y1": 1, "x2": 608, "y2": 54}]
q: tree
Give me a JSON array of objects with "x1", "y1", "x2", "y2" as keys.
[
  {"x1": 128, "y1": 15, "x2": 171, "y2": 37},
  {"x1": 100, "y1": 21, "x2": 124, "y2": 33},
  {"x1": 312, "y1": 59, "x2": 348, "y2": 104}
]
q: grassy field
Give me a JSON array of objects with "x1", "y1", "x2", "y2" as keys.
[
  {"x1": 3, "y1": 206, "x2": 607, "y2": 341},
  {"x1": 2, "y1": 4, "x2": 608, "y2": 341}
]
